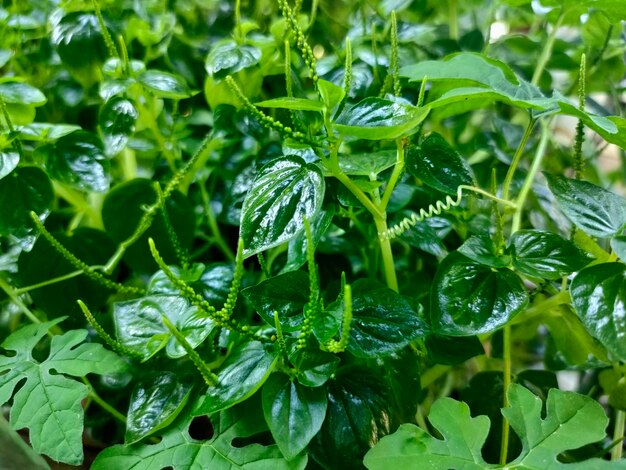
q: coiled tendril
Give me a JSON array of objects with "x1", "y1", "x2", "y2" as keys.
[{"x1": 380, "y1": 185, "x2": 516, "y2": 240}]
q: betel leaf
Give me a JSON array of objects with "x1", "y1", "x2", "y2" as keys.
[
  {"x1": 611, "y1": 236, "x2": 626, "y2": 262},
  {"x1": 336, "y1": 150, "x2": 397, "y2": 176},
  {"x1": 0, "y1": 319, "x2": 126, "y2": 465},
  {"x1": 125, "y1": 372, "x2": 193, "y2": 444},
  {"x1": 317, "y1": 79, "x2": 345, "y2": 111},
  {"x1": 545, "y1": 174, "x2": 626, "y2": 238},
  {"x1": 113, "y1": 294, "x2": 215, "y2": 360},
  {"x1": 334, "y1": 97, "x2": 429, "y2": 140},
  {"x1": 262, "y1": 373, "x2": 328, "y2": 460},
  {"x1": 205, "y1": 41, "x2": 261, "y2": 79},
  {"x1": 255, "y1": 97, "x2": 324, "y2": 112},
  {"x1": 0, "y1": 80, "x2": 46, "y2": 106},
  {"x1": 457, "y1": 235, "x2": 510, "y2": 268},
  {"x1": 242, "y1": 270, "x2": 309, "y2": 331},
  {"x1": 0, "y1": 166, "x2": 53, "y2": 248},
  {"x1": 365, "y1": 384, "x2": 623, "y2": 470},
  {"x1": 18, "y1": 123, "x2": 82, "y2": 141},
  {"x1": 406, "y1": 132, "x2": 474, "y2": 195},
  {"x1": 39, "y1": 131, "x2": 110, "y2": 192},
  {"x1": 509, "y1": 229, "x2": 592, "y2": 280},
  {"x1": 50, "y1": 12, "x2": 106, "y2": 71},
  {"x1": 240, "y1": 156, "x2": 324, "y2": 256},
  {"x1": 194, "y1": 341, "x2": 278, "y2": 415},
  {"x1": 309, "y1": 366, "x2": 395, "y2": 469},
  {"x1": 431, "y1": 253, "x2": 528, "y2": 335},
  {"x1": 99, "y1": 97, "x2": 138, "y2": 156},
  {"x1": 281, "y1": 208, "x2": 335, "y2": 274},
  {"x1": 137, "y1": 70, "x2": 192, "y2": 99},
  {"x1": 345, "y1": 279, "x2": 427, "y2": 358},
  {"x1": 93, "y1": 399, "x2": 307, "y2": 470},
  {"x1": 290, "y1": 348, "x2": 340, "y2": 388},
  {"x1": 570, "y1": 263, "x2": 626, "y2": 361},
  {"x1": 0, "y1": 151, "x2": 19, "y2": 180}
]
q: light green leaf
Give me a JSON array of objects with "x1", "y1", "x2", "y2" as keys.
[
  {"x1": 0, "y1": 80, "x2": 46, "y2": 106},
  {"x1": 138, "y1": 70, "x2": 192, "y2": 99},
  {"x1": 93, "y1": 400, "x2": 307, "y2": 470},
  {"x1": 205, "y1": 41, "x2": 261, "y2": 79},
  {"x1": 317, "y1": 79, "x2": 345, "y2": 110},
  {"x1": 334, "y1": 97, "x2": 429, "y2": 140},
  {"x1": 255, "y1": 97, "x2": 324, "y2": 112},
  {"x1": 0, "y1": 319, "x2": 126, "y2": 465},
  {"x1": 262, "y1": 373, "x2": 327, "y2": 460},
  {"x1": 195, "y1": 342, "x2": 278, "y2": 415},
  {"x1": 0, "y1": 151, "x2": 19, "y2": 180},
  {"x1": 240, "y1": 156, "x2": 325, "y2": 257}
]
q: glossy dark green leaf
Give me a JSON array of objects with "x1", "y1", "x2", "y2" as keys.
[
  {"x1": 99, "y1": 97, "x2": 138, "y2": 156},
  {"x1": 406, "y1": 133, "x2": 474, "y2": 195},
  {"x1": 50, "y1": 12, "x2": 107, "y2": 70},
  {"x1": 545, "y1": 174, "x2": 626, "y2": 238},
  {"x1": 346, "y1": 279, "x2": 427, "y2": 357},
  {"x1": 291, "y1": 348, "x2": 340, "y2": 387},
  {"x1": 457, "y1": 235, "x2": 510, "y2": 268},
  {"x1": 399, "y1": 219, "x2": 448, "y2": 259},
  {"x1": 195, "y1": 342, "x2": 278, "y2": 415},
  {"x1": 310, "y1": 366, "x2": 395, "y2": 469},
  {"x1": 0, "y1": 81, "x2": 46, "y2": 106},
  {"x1": 0, "y1": 152, "x2": 19, "y2": 180},
  {"x1": 205, "y1": 41, "x2": 261, "y2": 79},
  {"x1": 509, "y1": 229, "x2": 592, "y2": 280},
  {"x1": 426, "y1": 334, "x2": 484, "y2": 365},
  {"x1": 0, "y1": 167, "x2": 53, "y2": 248},
  {"x1": 241, "y1": 271, "x2": 309, "y2": 331},
  {"x1": 240, "y1": 156, "x2": 325, "y2": 256},
  {"x1": 571, "y1": 263, "x2": 626, "y2": 361},
  {"x1": 281, "y1": 208, "x2": 334, "y2": 274},
  {"x1": 334, "y1": 97, "x2": 429, "y2": 140},
  {"x1": 138, "y1": 70, "x2": 192, "y2": 99},
  {"x1": 113, "y1": 294, "x2": 214, "y2": 360},
  {"x1": 431, "y1": 253, "x2": 528, "y2": 335},
  {"x1": 611, "y1": 236, "x2": 626, "y2": 262},
  {"x1": 255, "y1": 97, "x2": 324, "y2": 112},
  {"x1": 40, "y1": 131, "x2": 110, "y2": 192},
  {"x1": 102, "y1": 179, "x2": 195, "y2": 273},
  {"x1": 262, "y1": 373, "x2": 327, "y2": 460},
  {"x1": 125, "y1": 372, "x2": 193, "y2": 444}
]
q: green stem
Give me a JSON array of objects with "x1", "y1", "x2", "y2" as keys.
[
  {"x1": 448, "y1": 0, "x2": 458, "y2": 40},
  {"x1": 531, "y1": 11, "x2": 564, "y2": 86},
  {"x1": 373, "y1": 215, "x2": 398, "y2": 291},
  {"x1": 200, "y1": 180, "x2": 235, "y2": 261},
  {"x1": 612, "y1": 410, "x2": 625, "y2": 460},
  {"x1": 332, "y1": 170, "x2": 385, "y2": 219},
  {"x1": 420, "y1": 364, "x2": 452, "y2": 388},
  {"x1": 379, "y1": 139, "x2": 405, "y2": 211},
  {"x1": 502, "y1": 119, "x2": 535, "y2": 201},
  {"x1": 82, "y1": 377, "x2": 126, "y2": 424},
  {"x1": 14, "y1": 270, "x2": 85, "y2": 295},
  {"x1": 0, "y1": 276, "x2": 41, "y2": 325},
  {"x1": 500, "y1": 324, "x2": 512, "y2": 465}
]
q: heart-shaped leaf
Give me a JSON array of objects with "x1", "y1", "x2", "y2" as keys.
[{"x1": 99, "y1": 97, "x2": 138, "y2": 156}]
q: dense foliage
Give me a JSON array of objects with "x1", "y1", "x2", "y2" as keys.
[{"x1": 1, "y1": 0, "x2": 626, "y2": 468}]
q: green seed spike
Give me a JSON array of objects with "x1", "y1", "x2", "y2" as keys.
[
  {"x1": 30, "y1": 212, "x2": 144, "y2": 296},
  {"x1": 273, "y1": 312, "x2": 288, "y2": 360},
  {"x1": 325, "y1": 283, "x2": 352, "y2": 353},
  {"x1": 92, "y1": 0, "x2": 119, "y2": 58},
  {"x1": 78, "y1": 300, "x2": 143, "y2": 361},
  {"x1": 573, "y1": 53, "x2": 586, "y2": 180},
  {"x1": 343, "y1": 37, "x2": 353, "y2": 99},
  {"x1": 218, "y1": 239, "x2": 245, "y2": 320},
  {"x1": 160, "y1": 314, "x2": 218, "y2": 386},
  {"x1": 257, "y1": 252, "x2": 270, "y2": 278},
  {"x1": 298, "y1": 218, "x2": 320, "y2": 349},
  {"x1": 417, "y1": 75, "x2": 428, "y2": 108},
  {"x1": 390, "y1": 11, "x2": 401, "y2": 97}
]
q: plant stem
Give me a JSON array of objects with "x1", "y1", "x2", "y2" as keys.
[
  {"x1": 82, "y1": 377, "x2": 126, "y2": 424},
  {"x1": 612, "y1": 410, "x2": 625, "y2": 460},
  {"x1": 0, "y1": 276, "x2": 41, "y2": 325},
  {"x1": 448, "y1": 0, "x2": 458, "y2": 40},
  {"x1": 500, "y1": 323, "x2": 512, "y2": 465},
  {"x1": 373, "y1": 215, "x2": 399, "y2": 292},
  {"x1": 531, "y1": 11, "x2": 564, "y2": 86},
  {"x1": 420, "y1": 364, "x2": 452, "y2": 388},
  {"x1": 14, "y1": 270, "x2": 85, "y2": 295},
  {"x1": 332, "y1": 170, "x2": 384, "y2": 219},
  {"x1": 502, "y1": 118, "x2": 535, "y2": 201},
  {"x1": 379, "y1": 139, "x2": 405, "y2": 211}
]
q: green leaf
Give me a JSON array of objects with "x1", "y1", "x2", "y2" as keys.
[
  {"x1": 240, "y1": 156, "x2": 325, "y2": 256},
  {"x1": 346, "y1": 279, "x2": 427, "y2": 358},
  {"x1": 114, "y1": 294, "x2": 214, "y2": 360},
  {"x1": 138, "y1": 70, "x2": 192, "y2": 99},
  {"x1": 255, "y1": 97, "x2": 324, "y2": 112},
  {"x1": 457, "y1": 235, "x2": 510, "y2": 268},
  {"x1": 431, "y1": 253, "x2": 528, "y2": 335},
  {"x1": 365, "y1": 384, "x2": 622, "y2": 469},
  {"x1": 570, "y1": 263, "x2": 626, "y2": 361},
  {"x1": 334, "y1": 97, "x2": 429, "y2": 140},
  {"x1": 50, "y1": 12, "x2": 107, "y2": 71},
  {"x1": 509, "y1": 230, "x2": 592, "y2": 280},
  {"x1": 195, "y1": 342, "x2": 278, "y2": 415},
  {"x1": 0, "y1": 151, "x2": 19, "y2": 180},
  {"x1": 0, "y1": 319, "x2": 126, "y2": 465},
  {"x1": 290, "y1": 348, "x2": 340, "y2": 387},
  {"x1": 317, "y1": 79, "x2": 345, "y2": 111},
  {"x1": 0, "y1": 80, "x2": 46, "y2": 106},
  {"x1": 262, "y1": 373, "x2": 327, "y2": 460},
  {"x1": 93, "y1": 399, "x2": 307, "y2": 470},
  {"x1": 0, "y1": 166, "x2": 53, "y2": 248},
  {"x1": 99, "y1": 97, "x2": 138, "y2": 156},
  {"x1": 611, "y1": 236, "x2": 626, "y2": 261},
  {"x1": 38, "y1": 131, "x2": 110, "y2": 192},
  {"x1": 545, "y1": 174, "x2": 626, "y2": 238},
  {"x1": 406, "y1": 132, "x2": 474, "y2": 195},
  {"x1": 125, "y1": 372, "x2": 193, "y2": 444},
  {"x1": 205, "y1": 41, "x2": 261, "y2": 79},
  {"x1": 18, "y1": 123, "x2": 82, "y2": 141},
  {"x1": 426, "y1": 334, "x2": 484, "y2": 365},
  {"x1": 281, "y1": 208, "x2": 335, "y2": 274},
  {"x1": 336, "y1": 149, "x2": 397, "y2": 176},
  {"x1": 242, "y1": 270, "x2": 309, "y2": 331}
]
